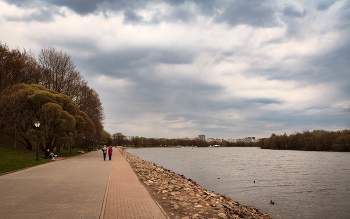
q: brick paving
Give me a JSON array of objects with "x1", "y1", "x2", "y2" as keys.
[{"x1": 103, "y1": 148, "x2": 168, "y2": 219}]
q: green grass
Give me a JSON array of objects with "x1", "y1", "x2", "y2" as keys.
[
  {"x1": 0, "y1": 146, "x2": 92, "y2": 174},
  {"x1": 55, "y1": 147, "x2": 91, "y2": 157},
  {"x1": 0, "y1": 147, "x2": 25, "y2": 158},
  {"x1": 0, "y1": 148, "x2": 52, "y2": 174}
]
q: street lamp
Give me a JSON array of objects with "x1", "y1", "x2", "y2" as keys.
[
  {"x1": 70, "y1": 132, "x2": 72, "y2": 154},
  {"x1": 83, "y1": 136, "x2": 85, "y2": 152},
  {"x1": 34, "y1": 121, "x2": 40, "y2": 161}
]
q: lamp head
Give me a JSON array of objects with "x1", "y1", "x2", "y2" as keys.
[{"x1": 34, "y1": 121, "x2": 40, "y2": 128}]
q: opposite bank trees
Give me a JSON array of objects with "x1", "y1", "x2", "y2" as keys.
[
  {"x1": 257, "y1": 130, "x2": 350, "y2": 151},
  {"x1": 0, "y1": 84, "x2": 95, "y2": 151}
]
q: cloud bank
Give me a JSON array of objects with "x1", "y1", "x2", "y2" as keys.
[{"x1": 1, "y1": 0, "x2": 349, "y2": 138}]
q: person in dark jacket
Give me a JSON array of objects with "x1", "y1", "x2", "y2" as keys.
[
  {"x1": 102, "y1": 145, "x2": 107, "y2": 161},
  {"x1": 45, "y1": 149, "x2": 57, "y2": 160}
]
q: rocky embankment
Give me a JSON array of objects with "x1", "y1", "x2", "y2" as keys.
[{"x1": 120, "y1": 148, "x2": 272, "y2": 219}]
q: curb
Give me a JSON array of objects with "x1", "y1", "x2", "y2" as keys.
[
  {"x1": 99, "y1": 162, "x2": 112, "y2": 219},
  {"x1": 155, "y1": 200, "x2": 171, "y2": 219}
]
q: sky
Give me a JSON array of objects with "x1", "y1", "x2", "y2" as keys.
[{"x1": 0, "y1": 0, "x2": 349, "y2": 139}]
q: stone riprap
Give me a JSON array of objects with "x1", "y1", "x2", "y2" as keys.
[{"x1": 120, "y1": 148, "x2": 272, "y2": 219}]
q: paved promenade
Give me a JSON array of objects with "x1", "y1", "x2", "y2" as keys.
[{"x1": 0, "y1": 149, "x2": 168, "y2": 219}]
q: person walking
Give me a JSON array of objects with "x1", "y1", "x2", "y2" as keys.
[
  {"x1": 102, "y1": 145, "x2": 107, "y2": 161},
  {"x1": 108, "y1": 146, "x2": 113, "y2": 161}
]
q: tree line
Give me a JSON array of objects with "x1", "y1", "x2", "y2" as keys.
[
  {"x1": 112, "y1": 134, "x2": 208, "y2": 147},
  {"x1": 110, "y1": 130, "x2": 350, "y2": 151},
  {"x1": 0, "y1": 42, "x2": 105, "y2": 151},
  {"x1": 111, "y1": 133, "x2": 257, "y2": 147},
  {"x1": 257, "y1": 130, "x2": 350, "y2": 151}
]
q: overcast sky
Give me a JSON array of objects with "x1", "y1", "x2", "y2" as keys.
[{"x1": 1, "y1": 0, "x2": 349, "y2": 139}]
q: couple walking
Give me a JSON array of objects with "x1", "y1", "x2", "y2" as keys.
[{"x1": 102, "y1": 145, "x2": 113, "y2": 161}]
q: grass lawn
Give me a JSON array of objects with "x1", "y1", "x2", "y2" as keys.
[
  {"x1": 55, "y1": 147, "x2": 92, "y2": 157},
  {"x1": 0, "y1": 146, "x2": 92, "y2": 174},
  {"x1": 0, "y1": 147, "x2": 52, "y2": 174}
]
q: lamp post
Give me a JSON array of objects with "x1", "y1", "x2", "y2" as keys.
[
  {"x1": 83, "y1": 136, "x2": 85, "y2": 152},
  {"x1": 34, "y1": 121, "x2": 40, "y2": 161},
  {"x1": 70, "y1": 132, "x2": 72, "y2": 154}
]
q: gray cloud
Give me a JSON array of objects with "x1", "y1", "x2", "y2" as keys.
[
  {"x1": 307, "y1": 39, "x2": 350, "y2": 85},
  {"x1": 283, "y1": 5, "x2": 307, "y2": 18},
  {"x1": 165, "y1": 4, "x2": 196, "y2": 23},
  {"x1": 6, "y1": 7, "x2": 63, "y2": 22},
  {"x1": 246, "y1": 98, "x2": 283, "y2": 105},
  {"x1": 77, "y1": 48, "x2": 195, "y2": 78},
  {"x1": 4, "y1": 0, "x2": 144, "y2": 15},
  {"x1": 248, "y1": 37, "x2": 350, "y2": 87},
  {"x1": 123, "y1": 9, "x2": 144, "y2": 23},
  {"x1": 316, "y1": 0, "x2": 339, "y2": 11},
  {"x1": 214, "y1": 0, "x2": 278, "y2": 27},
  {"x1": 48, "y1": 0, "x2": 103, "y2": 14},
  {"x1": 3, "y1": 0, "x2": 38, "y2": 7},
  {"x1": 4, "y1": 0, "x2": 281, "y2": 28},
  {"x1": 340, "y1": 0, "x2": 350, "y2": 23}
]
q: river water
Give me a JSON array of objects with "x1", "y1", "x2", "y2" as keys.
[{"x1": 125, "y1": 147, "x2": 350, "y2": 219}]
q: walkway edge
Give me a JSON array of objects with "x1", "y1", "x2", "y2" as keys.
[
  {"x1": 155, "y1": 200, "x2": 171, "y2": 219},
  {"x1": 100, "y1": 162, "x2": 112, "y2": 219}
]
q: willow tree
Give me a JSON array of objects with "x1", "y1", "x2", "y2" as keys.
[
  {"x1": 0, "y1": 84, "x2": 33, "y2": 149},
  {"x1": 0, "y1": 84, "x2": 95, "y2": 151}
]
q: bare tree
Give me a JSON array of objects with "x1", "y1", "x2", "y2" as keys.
[
  {"x1": 75, "y1": 85, "x2": 104, "y2": 140},
  {"x1": 38, "y1": 47, "x2": 84, "y2": 95},
  {"x1": 113, "y1": 132, "x2": 125, "y2": 146},
  {"x1": 0, "y1": 43, "x2": 41, "y2": 93}
]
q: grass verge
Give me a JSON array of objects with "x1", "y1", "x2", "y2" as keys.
[
  {"x1": 0, "y1": 147, "x2": 91, "y2": 174},
  {"x1": 0, "y1": 147, "x2": 52, "y2": 174},
  {"x1": 55, "y1": 148, "x2": 91, "y2": 157}
]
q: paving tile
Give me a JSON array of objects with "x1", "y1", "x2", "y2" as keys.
[
  {"x1": 0, "y1": 151, "x2": 111, "y2": 219},
  {"x1": 103, "y1": 149, "x2": 168, "y2": 219}
]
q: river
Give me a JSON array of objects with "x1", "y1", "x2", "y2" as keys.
[{"x1": 125, "y1": 147, "x2": 350, "y2": 219}]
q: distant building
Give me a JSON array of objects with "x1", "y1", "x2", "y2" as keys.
[
  {"x1": 227, "y1": 138, "x2": 234, "y2": 143},
  {"x1": 198, "y1": 135, "x2": 205, "y2": 141},
  {"x1": 206, "y1": 138, "x2": 214, "y2": 142}
]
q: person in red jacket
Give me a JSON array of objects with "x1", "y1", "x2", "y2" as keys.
[{"x1": 108, "y1": 146, "x2": 113, "y2": 160}]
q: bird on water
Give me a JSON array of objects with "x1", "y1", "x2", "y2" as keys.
[{"x1": 270, "y1": 200, "x2": 275, "y2": 205}]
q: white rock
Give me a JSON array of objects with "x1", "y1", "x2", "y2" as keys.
[{"x1": 218, "y1": 213, "x2": 226, "y2": 218}]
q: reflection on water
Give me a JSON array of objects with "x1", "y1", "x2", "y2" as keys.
[{"x1": 126, "y1": 147, "x2": 350, "y2": 219}]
